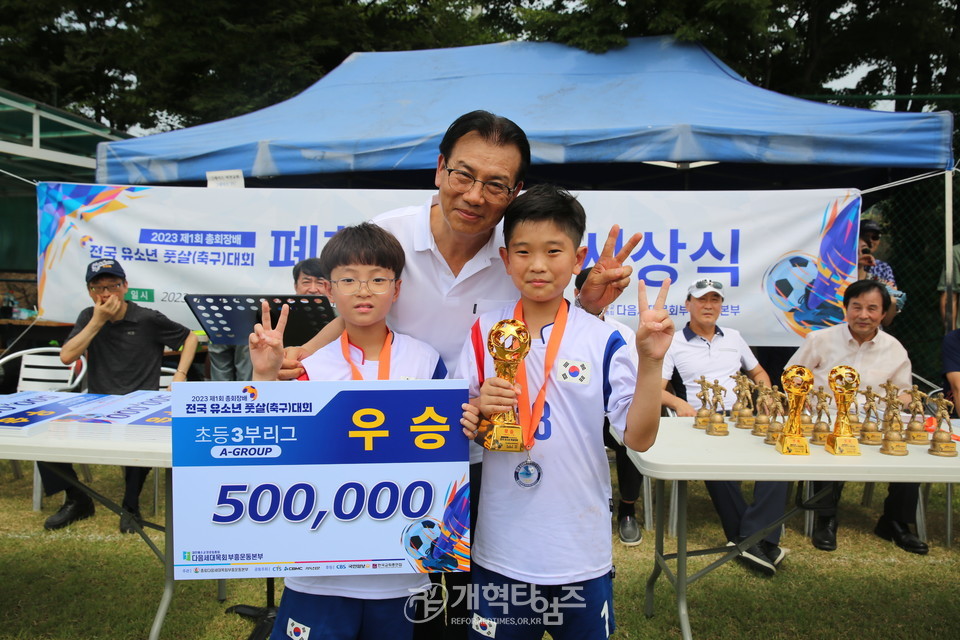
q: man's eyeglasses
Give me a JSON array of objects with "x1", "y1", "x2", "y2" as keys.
[
  {"x1": 88, "y1": 282, "x2": 124, "y2": 294},
  {"x1": 329, "y1": 278, "x2": 396, "y2": 295},
  {"x1": 693, "y1": 279, "x2": 724, "y2": 291},
  {"x1": 443, "y1": 166, "x2": 516, "y2": 204}
]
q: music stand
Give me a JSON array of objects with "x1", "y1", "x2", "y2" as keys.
[
  {"x1": 185, "y1": 295, "x2": 334, "y2": 638},
  {"x1": 185, "y1": 294, "x2": 336, "y2": 345}
]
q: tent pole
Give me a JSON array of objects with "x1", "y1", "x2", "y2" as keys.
[{"x1": 946, "y1": 169, "x2": 955, "y2": 332}]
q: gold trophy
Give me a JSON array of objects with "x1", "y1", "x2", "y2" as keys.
[
  {"x1": 905, "y1": 385, "x2": 931, "y2": 445},
  {"x1": 693, "y1": 376, "x2": 712, "y2": 429},
  {"x1": 705, "y1": 379, "x2": 729, "y2": 436},
  {"x1": 859, "y1": 386, "x2": 883, "y2": 445},
  {"x1": 476, "y1": 319, "x2": 530, "y2": 452},
  {"x1": 826, "y1": 366, "x2": 861, "y2": 456},
  {"x1": 754, "y1": 383, "x2": 772, "y2": 437},
  {"x1": 929, "y1": 393, "x2": 958, "y2": 457},
  {"x1": 810, "y1": 386, "x2": 832, "y2": 446},
  {"x1": 775, "y1": 365, "x2": 812, "y2": 455}
]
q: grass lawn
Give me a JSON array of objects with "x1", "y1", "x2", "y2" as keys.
[{"x1": 1, "y1": 461, "x2": 957, "y2": 639}]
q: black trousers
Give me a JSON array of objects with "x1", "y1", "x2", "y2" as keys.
[
  {"x1": 602, "y1": 426, "x2": 642, "y2": 503},
  {"x1": 38, "y1": 461, "x2": 151, "y2": 512},
  {"x1": 812, "y1": 480, "x2": 919, "y2": 523}
]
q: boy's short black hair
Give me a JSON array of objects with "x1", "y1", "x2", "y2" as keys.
[
  {"x1": 292, "y1": 258, "x2": 323, "y2": 283},
  {"x1": 439, "y1": 110, "x2": 531, "y2": 185},
  {"x1": 317, "y1": 223, "x2": 405, "y2": 279},
  {"x1": 843, "y1": 279, "x2": 891, "y2": 312},
  {"x1": 502, "y1": 183, "x2": 586, "y2": 248}
]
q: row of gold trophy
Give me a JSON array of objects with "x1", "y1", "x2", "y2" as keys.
[{"x1": 692, "y1": 366, "x2": 958, "y2": 457}]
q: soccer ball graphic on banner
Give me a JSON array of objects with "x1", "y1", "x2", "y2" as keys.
[
  {"x1": 764, "y1": 254, "x2": 817, "y2": 312},
  {"x1": 401, "y1": 480, "x2": 470, "y2": 572}
]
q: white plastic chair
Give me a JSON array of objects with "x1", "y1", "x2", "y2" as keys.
[
  {"x1": 158, "y1": 366, "x2": 177, "y2": 390},
  {"x1": 0, "y1": 347, "x2": 89, "y2": 508}
]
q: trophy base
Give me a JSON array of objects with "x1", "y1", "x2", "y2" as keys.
[
  {"x1": 905, "y1": 431, "x2": 930, "y2": 444},
  {"x1": 694, "y1": 415, "x2": 710, "y2": 429},
  {"x1": 763, "y1": 428, "x2": 781, "y2": 445},
  {"x1": 810, "y1": 431, "x2": 828, "y2": 445},
  {"x1": 929, "y1": 442, "x2": 958, "y2": 457},
  {"x1": 734, "y1": 413, "x2": 754, "y2": 428},
  {"x1": 801, "y1": 423, "x2": 813, "y2": 437},
  {"x1": 826, "y1": 434, "x2": 861, "y2": 456},
  {"x1": 750, "y1": 423, "x2": 768, "y2": 437},
  {"x1": 776, "y1": 434, "x2": 809, "y2": 455},
  {"x1": 706, "y1": 422, "x2": 729, "y2": 436},
  {"x1": 859, "y1": 431, "x2": 882, "y2": 446},
  {"x1": 479, "y1": 422, "x2": 524, "y2": 452},
  {"x1": 880, "y1": 440, "x2": 908, "y2": 456}
]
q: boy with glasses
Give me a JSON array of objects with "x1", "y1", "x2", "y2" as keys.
[
  {"x1": 249, "y1": 223, "x2": 450, "y2": 640},
  {"x1": 41, "y1": 258, "x2": 198, "y2": 532}
]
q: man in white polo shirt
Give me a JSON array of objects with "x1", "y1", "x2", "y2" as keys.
[{"x1": 661, "y1": 278, "x2": 786, "y2": 576}]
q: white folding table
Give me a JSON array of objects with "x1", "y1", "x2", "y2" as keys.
[
  {"x1": 628, "y1": 417, "x2": 960, "y2": 640},
  {"x1": 0, "y1": 420, "x2": 180, "y2": 640}
]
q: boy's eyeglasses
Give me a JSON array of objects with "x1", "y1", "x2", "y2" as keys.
[
  {"x1": 443, "y1": 166, "x2": 516, "y2": 204},
  {"x1": 693, "y1": 279, "x2": 723, "y2": 290},
  {"x1": 88, "y1": 282, "x2": 124, "y2": 294},
  {"x1": 329, "y1": 278, "x2": 396, "y2": 295}
]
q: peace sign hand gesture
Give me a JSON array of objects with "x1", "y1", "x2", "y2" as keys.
[
  {"x1": 635, "y1": 278, "x2": 674, "y2": 362},
  {"x1": 249, "y1": 300, "x2": 289, "y2": 381}
]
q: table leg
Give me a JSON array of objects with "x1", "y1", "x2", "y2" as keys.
[
  {"x1": 149, "y1": 468, "x2": 175, "y2": 640},
  {"x1": 644, "y1": 478, "x2": 666, "y2": 617},
  {"x1": 675, "y1": 480, "x2": 693, "y2": 640}
]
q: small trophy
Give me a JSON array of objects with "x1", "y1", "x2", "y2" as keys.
[
  {"x1": 929, "y1": 393, "x2": 958, "y2": 457},
  {"x1": 694, "y1": 376, "x2": 712, "y2": 429},
  {"x1": 810, "y1": 386, "x2": 832, "y2": 446},
  {"x1": 753, "y1": 383, "x2": 772, "y2": 437},
  {"x1": 476, "y1": 319, "x2": 530, "y2": 452},
  {"x1": 826, "y1": 366, "x2": 861, "y2": 456},
  {"x1": 904, "y1": 385, "x2": 931, "y2": 445},
  {"x1": 705, "y1": 379, "x2": 729, "y2": 436},
  {"x1": 880, "y1": 420, "x2": 908, "y2": 456},
  {"x1": 775, "y1": 365, "x2": 812, "y2": 455},
  {"x1": 859, "y1": 386, "x2": 882, "y2": 445}
]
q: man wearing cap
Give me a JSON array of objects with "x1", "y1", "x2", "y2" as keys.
[
  {"x1": 661, "y1": 278, "x2": 786, "y2": 576},
  {"x1": 39, "y1": 259, "x2": 198, "y2": 532},
  {"x1": 857, "y1": 219, "x2": 903, "y2": 326}
]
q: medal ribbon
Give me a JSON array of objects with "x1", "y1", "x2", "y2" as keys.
[
  {"x1": 513, "y1": 300, "x2": 568, "y2": 450},
  {"x1": 340, "y1": 329, "x2": 392, "y2": 381}
]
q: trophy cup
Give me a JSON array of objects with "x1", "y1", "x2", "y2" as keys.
[
  {"x1": 826, "y1": 366, "x2": 861, "y2": 456},
  {"x1": 705, "y1": 380, "x2": 729, "y2": 436},
  {"x1": 929, "y1": 393, "x2": 958, "y2": 457},
  {"x1": 693, "y1": 376, "x2": 712, "y2": 429},
  {"x1": 476, "y1": 319, "x2": 530, "y2": 452},
  {"x1": 775, "y1": 365, "x2": 812, "y2": 455}
]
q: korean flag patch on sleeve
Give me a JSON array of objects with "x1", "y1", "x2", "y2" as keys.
[{"x1": 558, "y1": 359, "x2": 591, "y2": 384}]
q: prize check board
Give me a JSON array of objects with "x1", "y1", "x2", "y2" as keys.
[{"x1": 172, "y1": 380, "x2": 469, "y2": 581}]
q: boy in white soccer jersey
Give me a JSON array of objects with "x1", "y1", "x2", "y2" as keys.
[
  {"x1": 459, "y1": 184, "x2": 673, "y2": 639},
  {"x1": 249, "y1": 223, "x2": 447, "y2": 640}
]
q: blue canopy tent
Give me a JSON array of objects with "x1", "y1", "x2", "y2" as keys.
[{"x1": 95, "y1": 36, "x2": 954, "y2": 192}]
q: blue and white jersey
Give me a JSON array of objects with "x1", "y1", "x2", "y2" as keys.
[
  {"x1": 289, "y1": 330, "x2": 444, "y2": 600},
  {"x1": 458, "y1": 300, "x2": 637, "y2": 584}
]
